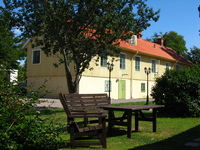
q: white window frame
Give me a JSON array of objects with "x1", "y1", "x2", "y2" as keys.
[
  {"x1": 151, "y1": 59, "x2": 156, "y2": 73},
  {"x1": 135, "y1": 56, "x2": 141, "y2": 71},
  {"x1": 120, "y1": 53, "x2": 126, "y2": 70},
  {"x1": 32, "y1": 49, "x2": 41, "y2": 64}
]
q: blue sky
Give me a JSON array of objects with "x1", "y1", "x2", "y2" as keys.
[
  {"x1": 1, "y1": 0, "x2": 199, "y2": 50},
  {"x1": 143, "y1": 0, "x2": 200, "y2": 50}
]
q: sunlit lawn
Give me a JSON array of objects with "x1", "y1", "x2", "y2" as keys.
[{"x1": 40, "y1": 102, "x2": 200, "y2": 150}]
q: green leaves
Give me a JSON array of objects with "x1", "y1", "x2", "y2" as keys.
[
  {"x1": 0, "y1": 74, "x2": 63, "y2": 149},
  {"x1": 187, "y1": 46, "x2": 200, "y2": 65},
  {"x1": 151, "y1": 65, "x2": 200, "y2": 117},
  {"x1": 3, "y1": 0, "x2": 160, "y2": 93}
]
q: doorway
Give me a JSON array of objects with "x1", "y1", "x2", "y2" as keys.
[{"x1": 118, "y1": 80, "x2": 126, "y2": 99}]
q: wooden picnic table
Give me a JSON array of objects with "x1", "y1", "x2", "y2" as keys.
[{"x1": 100, "y1": 105, "x2": 164, "y2": 138}]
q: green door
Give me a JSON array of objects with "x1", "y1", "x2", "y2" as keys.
[{"x1": 118, "y1": 80, "x2": 126, "y2": 99}]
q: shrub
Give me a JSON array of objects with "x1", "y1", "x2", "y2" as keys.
[
  {"x1": 0, "y1": 71, "x2": 64, "y2": 149},
  {"x1": 151, "y1": 65, "x2": 200, "y2": 117}
]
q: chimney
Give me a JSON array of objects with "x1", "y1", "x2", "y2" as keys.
[
  {"x1": 136, "y1": 31, "x2": 142, "y2": 39},
  {"x1": 157, "y1": 37, "x2": 164, "y2": 46},
  {"x1": 130, "y1": 35, "x2": 137, "y2": 46}
]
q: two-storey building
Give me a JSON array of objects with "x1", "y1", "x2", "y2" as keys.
[{"x1": 22, "y1": 35, "x2": 192, "y2": 99}]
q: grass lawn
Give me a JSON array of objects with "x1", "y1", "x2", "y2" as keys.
[{"x1": 40, "y1": 102, "x2": 200, "y2": 150}]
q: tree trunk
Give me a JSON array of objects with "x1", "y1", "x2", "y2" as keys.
[{"x1": 63, "y1": 49, "x2": 78, "y2": 94}]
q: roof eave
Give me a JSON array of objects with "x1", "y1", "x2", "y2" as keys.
[
  {"x1": 22, "y1": 39, "x2": 30, "y2": 49},
  {"x1": 120, "y1": 46, "x2": 192, "y2": 66}
]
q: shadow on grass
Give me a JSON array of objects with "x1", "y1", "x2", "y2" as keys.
[
  {"x1": 107, "y1": 128, "x2": 129, "y2": 137},
  {"x1": 128, "y1": 125, "x2": 200, "y2": 150},
  {"x1": 106, "y1": 126, "x2": 144, "y2": 138}
]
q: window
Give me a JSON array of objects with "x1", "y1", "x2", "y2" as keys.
[
  {"x1": 135, "y1": 56, "x2": 140, "y2": 71},
  {"x1": 100, "y1": 57, "x2": 107, "y2": 67},
  {"x1": 141, "y1": 83, "x2": 145, "y2": 92},
  {"x1": 166, "y1": 62, "x2": 170, "y2": 70},
  {"x1": 32, "y1": 49, "x2": 41, "y2": 64},
  {"x1": 176, "y1": 64, "x2": 180, "y2": 70},
  {"x1": 120, "y1": 53, "x2": 126, "y2": 70},
  {"x1": 105, "y1": 80, "x2": 111, "y2": 92},
  {"x1": 151, "y1": 59, "x2": 156, "y2": 73}
]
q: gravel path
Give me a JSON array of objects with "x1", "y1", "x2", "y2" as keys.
[{"x1": 36, "y1": 98, "x2": 153, "y2": 109}]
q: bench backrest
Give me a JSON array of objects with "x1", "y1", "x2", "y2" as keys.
[{"x1": 59, "y1": 93, "x2": 110, "y2": 116}]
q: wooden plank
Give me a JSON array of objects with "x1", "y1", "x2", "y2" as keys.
[{"x1": 60, "y1": 93, "x2": 108, "y2": 148}]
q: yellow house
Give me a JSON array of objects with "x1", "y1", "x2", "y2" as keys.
[{"x1": 22, "y1": 36, "x2": 192, "y2": 99}]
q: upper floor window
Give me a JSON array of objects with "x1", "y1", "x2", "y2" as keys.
[
  {"x1": 151, "y1": 59, "x2": 156, "y2": 73},
  {"x1": 135, "y1": 56, "x2": 140, "y2": 71},
  {"x1": 100, "y1": 57, "x2": 107, "y2": 67},
  {"x1": 32, "y1": 49, "x2": 41, "y2": 64},
  {"x1": 120, "y1": 53, "x2": 126, "y2": 70},
  {"x1": 166, "y1": 62, "x2": 170, "y2": 70}
]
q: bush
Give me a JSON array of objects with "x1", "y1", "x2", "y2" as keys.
[
  {"x1": 151, "y1": 65, "x2": 200, "y2": 117},
  {"x1": 0, "y1": 71, "x2": 64, "y2": 149}
]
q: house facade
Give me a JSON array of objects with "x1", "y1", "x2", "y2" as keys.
[{"x1": 23, "y1": 36, "x2": 192, "y2": 99}]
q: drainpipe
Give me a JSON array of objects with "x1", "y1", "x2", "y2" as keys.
[
  {"x1": 130, "y1": 51, "x2": 139, "y2": 99},
  {"x1": 173, "y1": 60, "x2": 178, "y2": 69}
]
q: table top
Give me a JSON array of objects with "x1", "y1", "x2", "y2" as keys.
[{"x1": 100, "y1": 105, "x2": 164, "y2": 111}]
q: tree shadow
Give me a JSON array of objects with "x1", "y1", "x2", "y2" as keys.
[{"x1": 128, "y1": 125, "x2": 200, "y2": 150}]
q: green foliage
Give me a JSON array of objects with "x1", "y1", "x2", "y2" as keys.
[
  {"x1": 151, "y1": 65, "x2": 200, "y2": 117},
  {"x1": 0, "y1": 9, "x2": 26, "y2": 69},
  {"x1": 163, "y1": 31, "x2": 188, "y2": 57},
  {"x1": 0, "y1": 23, "x2": 25, "y2": 69},
  {"x1": 2, "y1": 0, "x2": 160, "y2": 93},
  {"x1": 187, "y1": 46, "x2": 200, "y2": 65},
  {"x1": 0, "y1": 69, "x2": 64, "y2": 149},
  {"x1": 146, "y1": 31, "x2": 188, "y2": 57}
]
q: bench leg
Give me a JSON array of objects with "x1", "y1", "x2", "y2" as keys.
[{"x1": 69, "y1": 127, "x2": 75, "y2": 148}]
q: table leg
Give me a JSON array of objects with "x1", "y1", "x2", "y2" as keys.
[
  {"x1": 108, "y1": 110, "x2": 114, "y2": 135},
  {"x1": 127, "y1": 110, "x2": 132, "y2": 138},
  {"x1": 135, "y1": 111, "x2": 139, "y2": 131},
  {"x1": 153, "y1": 109, "x2": 157, "y2": 132}
]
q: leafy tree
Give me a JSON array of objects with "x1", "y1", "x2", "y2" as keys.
[
  {"x1": 0, "y1": 58, "x2": 62, "y2": 149},
  {"x1": 0, "y1": 68, "x2": 64, "y2": 149},
  {"x1": 151, "y1": 65, "x2": 200, "y2": 117},
  {"x1": 163, "y1": 31, "x2": 188, "y2": 56},
  {"x1": 3, "y1": 0, "x2": 160, "y2": 93},
  {"x1": 187, "y1": 46, "x2": 200, "y2": 65},
  {"x1": 146, "y1": 31, "x2": 188, "y2": 57},
  {"x1": 0, "y1": 21, "x2": 25, "y2": 69},
  {"x1": 145, "y1": 31, "x2": 163, "y2": 43}
]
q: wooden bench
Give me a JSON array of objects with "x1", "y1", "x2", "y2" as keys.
[
  {"x1": 63, "y1": 93, "x2": 110, "y2": 125},
  {"x1": 59, "y1": 93, "x2": 109, "y2": 148}
]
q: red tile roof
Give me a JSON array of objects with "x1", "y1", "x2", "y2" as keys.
[{"x1": 119, "y1": 39, "x2": 192, "y2": 65}]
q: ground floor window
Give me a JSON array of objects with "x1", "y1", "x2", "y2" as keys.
[
  {"x1": 105, "y1": 80, "x2": 111, "y2": 92},
  {"x1": 141, "y1": 83, "x2": 145, "y2": 92}
]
